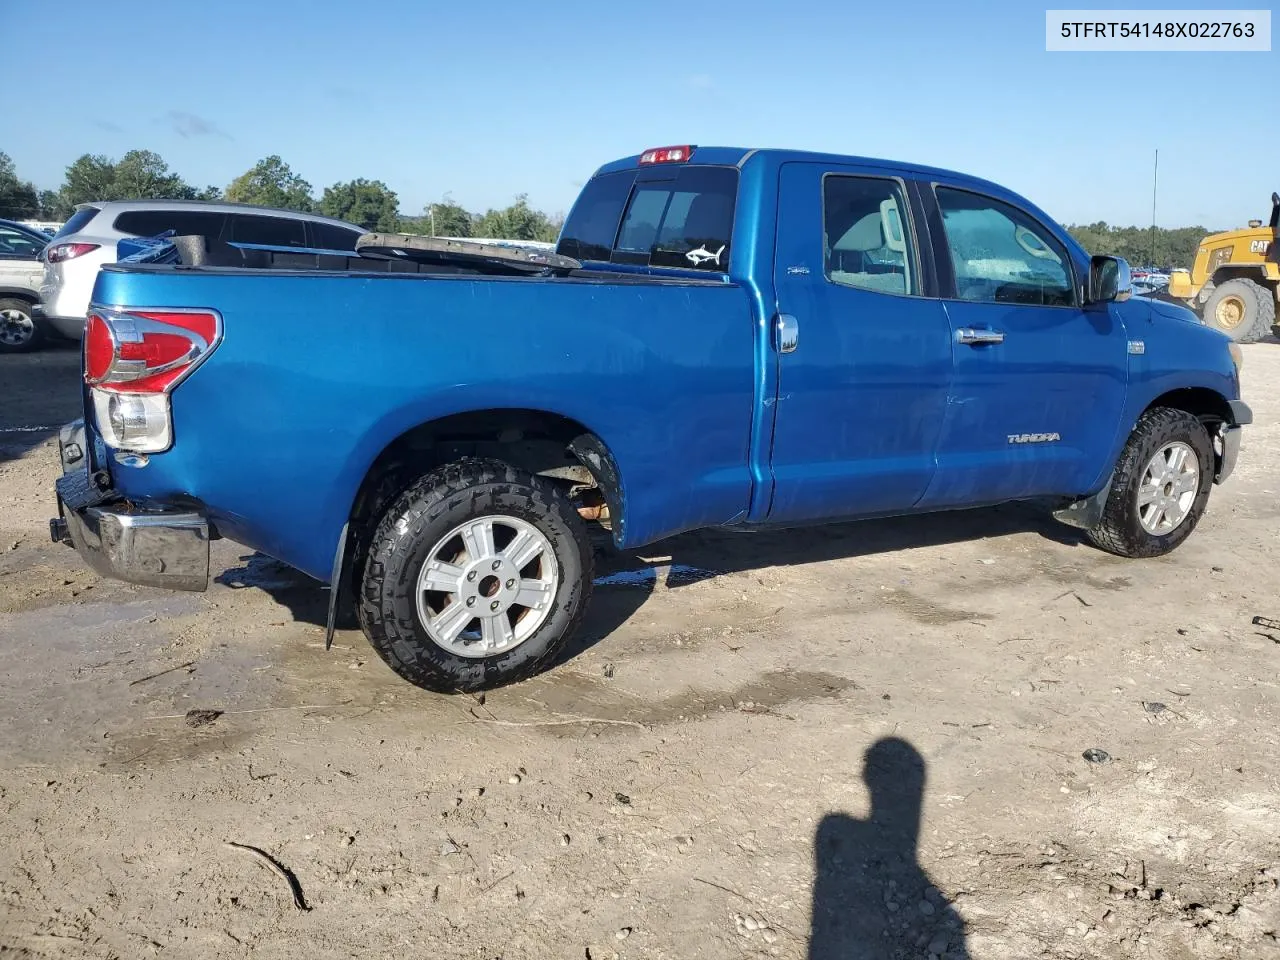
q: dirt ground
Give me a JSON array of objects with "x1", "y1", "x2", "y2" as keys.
[{"x1": 2, "y1": 341, "x2": 1278, "y2": 960}]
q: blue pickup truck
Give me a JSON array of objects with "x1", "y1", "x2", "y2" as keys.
[{"x1": 52, "y1": 145, "x2": 1251, "y2": 692}]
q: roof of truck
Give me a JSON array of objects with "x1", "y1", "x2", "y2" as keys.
[
  {"x1": 598, "y1": 144, "x2": 1014, "y2": 189},
  {"x1": 591, "y1": 145, "x2": 1048, "y2": 224}
]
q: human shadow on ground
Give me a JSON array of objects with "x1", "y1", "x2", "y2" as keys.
[
  {"x1": 216, "y1": 499, "x2": 1083, "y2": 666},
  {"x1": 809, "y1": 737, "x2": 969, "y2": 960}
]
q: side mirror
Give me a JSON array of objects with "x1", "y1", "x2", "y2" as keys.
[{"x1": 1089, "y1": 255, "x2": 1132, "y2": 304}]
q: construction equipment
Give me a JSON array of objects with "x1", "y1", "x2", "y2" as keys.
[{"x1": 1167, "y1": 192, "x2": 1279, "y2": 342}]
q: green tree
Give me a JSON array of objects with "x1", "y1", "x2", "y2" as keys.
[
  {"x1": 0, "y1": 152, "x2": 40, "y2": 219},
  {"x1": 424, "y1": 199, "x2": 474, "y2": 238},
  {"x1": 109, "y1": 150, "x2": 196, "y2": 201},
  {"x1": 474, "y1": 194, "x2": 558, "y2": 242},
  {"x1": 39, "y1": 189, "x2": 68, "y2": 220},
  {"x1": 195, "y1": 185, "x2": 223, "y2": 201},
  {"x1": 224, "y1": 156, "x2": 314, "y2": 211},
  {"x1": 320, "y1": 178, "x2": 399, "y2": 230},
  {"x1": 60, "y1": 153, "x2": 118, "y2": 208},
  {"x1": 1066, "y1": 222, "x2": 1214, "y2": 270}
]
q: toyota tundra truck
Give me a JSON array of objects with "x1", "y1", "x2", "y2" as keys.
[{"x1": 50, "y1": 145, "x2": 1251, "y2": 692}]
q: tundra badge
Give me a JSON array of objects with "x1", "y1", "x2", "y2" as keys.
[{"x1": 1008, "y1": 432, "x2": 1061, "y2": 444}]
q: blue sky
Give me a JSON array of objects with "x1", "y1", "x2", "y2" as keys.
[{"x1": 2, "y1": 0, "x2": 1275, "y2": 227}]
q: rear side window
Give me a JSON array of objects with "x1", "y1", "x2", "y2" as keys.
[
  {"x1": 557, "y1": 165, "x2": 738, "y2": 271},
  {"x1": 312, "y1": 221, "x2": 364, "y2": 251},
  {"x1": 51, "y1": 206, "x2": 100, "y2": 240},
  {"x1": 114, "y1": 210, "x2": 227, "y2": 238},
  {"x1": 226, "y1": 214, "x2": 307, "y2": 247},
  {"x1": 557, "y1": 171, "x2": 636, "y2": 261},
  {"x1": 823, "y1": 175, "x2": 918, "y2": 296}
]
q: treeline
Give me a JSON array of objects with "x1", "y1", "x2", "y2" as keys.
[
  {"x1": 1064, "y1": 222, "x2": 1215, "y2": 270},
  {"x1": 0, "y1": 149, "x2": 562, "y2": 243}
]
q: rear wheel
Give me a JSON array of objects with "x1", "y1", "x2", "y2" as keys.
[
  {"x1": 1202, "y1": 278, "x2": 1275, "y2": 343},
  {"x1": 1087, "y1": 407, "x2": 1214, "y2": 558},
  {"x1": 0, "y1": 298, "x2": 42, "y2": 353},
  {"x1": 357, "y1": 458, "x2": 593, "y2": 692}
]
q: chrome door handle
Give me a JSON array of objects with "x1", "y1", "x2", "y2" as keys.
[
  {"x1": 775, "y1": 314, "x2": 799, "y2": 353},
  {"x1": 956, "y1": 327, "x2": 1005, "y2": 345}
]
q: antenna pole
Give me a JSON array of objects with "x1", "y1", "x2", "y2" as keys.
[{"x1": 1150, "y1": 149, "x2": 1158, "y2": 268}]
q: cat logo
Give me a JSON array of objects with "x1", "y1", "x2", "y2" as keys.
[
  {"x1": 1250, "y1": 240, "x2": 1271, "y2": 254},
  {"x1": 1008, "y1": 432, "x2": 1061, "y2": 444}
]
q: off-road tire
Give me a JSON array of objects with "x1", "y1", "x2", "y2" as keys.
[
  {"x1": 357, "y1": 458, "x2": 593, "y2": 692},
  {"x1": 1087, "y1": 407, "x2": 1213, "y2": 558},
  {"x1": 0, "y1": 297, "x2": 42, "y2": 353},
  {"x1": 1202, "y1": 278, "x2": 1275, "y2": 343}
]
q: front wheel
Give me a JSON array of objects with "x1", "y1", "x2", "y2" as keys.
[
  {"x1": 1202, "y1": 278, "x2": 1275, "y2": 343},
  {"x1": 1087, "y1": 407, "x2": 1214, "y2": 558},
  {"x1": 357, "y1": 458, "x2": 593, "y2": 692}
]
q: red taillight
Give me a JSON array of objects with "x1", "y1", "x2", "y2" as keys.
[
  {"x1": 46, "y1": 242, "x2": 100, "y2": 263},
  {"x1": 638, "y1": 145, "x2": 694, "y2": 165},
  {"x1": 84, "y1": 313, "x2": 115, "y2": 383},
  {"x1": 84, "y1": 309, "x2": 221, "y2": 394}
]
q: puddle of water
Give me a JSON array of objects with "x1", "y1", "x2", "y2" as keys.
[{"x1": 594, "y1": 563, "x2": 718, "y2": 588}]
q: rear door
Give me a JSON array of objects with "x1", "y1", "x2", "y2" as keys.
[
  {"x1": 918, "y1": 184, "x2": 1127, "y2": 506},
  {"x1": 768, "y1": 162, "x2": 953, "y2": 522},
  {"x1": 0, "y1": 224, "x2": 45, "y2": 292}
]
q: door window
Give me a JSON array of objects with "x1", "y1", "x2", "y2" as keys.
[
  {"x1": 312, "y1": 221, "x2": 364, "y2": 251},
  {"x1": 226, "y1": 214, "x2": 307, "y2": 247},
  {"x1": 935, "y1": 188, "x2": 1075, "y2": 307},
  {"x1": 114, "y1": 210, "x2": 227, "y2": 238},
  {"x1": 823, "y1": 176, "x2": 919, "y2": 296},
  {"x1": 0, "y1": 226, "x2": 45, "y2": 258}
]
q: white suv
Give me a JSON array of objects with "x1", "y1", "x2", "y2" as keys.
[{"x1": 40, "y1": 200, "x2": 367, "y2": 340}]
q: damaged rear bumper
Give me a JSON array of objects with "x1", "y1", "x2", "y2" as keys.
[{"x1": 50, "y1": 420, "x2": 210, "y2": 592}]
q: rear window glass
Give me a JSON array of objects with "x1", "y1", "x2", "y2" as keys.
[
  {"x1": 312, "y1": 221, "x2": 364, "y2": 251},
  {"x1": 226, "y1": 214, "x2": 308, "y2": 247},
  {"x1": 558, "y1": 165, "x2": 738, "y2": 271},
  {"x1": 51, "y1": 206, "x2": 100, "y2": 240},
  {"x1": 557, "y1": 171, "x2": 636, "y2": 261},
  {"x1": 114, "y1": 210, "x2": 227, "y2": 238},
  {"x1": 620, "y1": 166, "x2": 737, "y2": 271}
]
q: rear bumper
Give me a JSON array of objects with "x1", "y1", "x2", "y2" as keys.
[{"x1": 51, "y1": 420, "x2": 210, "y2": 591}]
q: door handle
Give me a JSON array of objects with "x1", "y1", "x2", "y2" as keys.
[
  {"x1": 775, "y1": 314, "x2": 799, "y2": 353},
  {"x1": 956, "y1": 327, "x2": 1005, "y2": 345}
]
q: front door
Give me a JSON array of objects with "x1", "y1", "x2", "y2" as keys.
[
  {"x1": 768, "y1": 163, "x2": 953, "y2": 523},
  {"x1": 918, "y1": 185, "x2": 1129, "y2": 507}
]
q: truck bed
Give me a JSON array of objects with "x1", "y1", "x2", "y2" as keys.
[{"x1": 90, "y1": 252, "x2": 759, "y2": 581}]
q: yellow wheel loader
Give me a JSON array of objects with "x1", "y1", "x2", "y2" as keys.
[{"x1": 1167, "y1": 193, "x2": 1279, "y2": 343}]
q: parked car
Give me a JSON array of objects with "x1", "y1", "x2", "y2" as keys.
[
  {"x1": 51, "y1": 145, "x2": 1250, "y2": 694},
  {"x1": 38, "y1": 200, "x2": 368, "y2": 340},
  {"x1": 0, "y1": 217, "x2": 51, "y2": 352}
]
